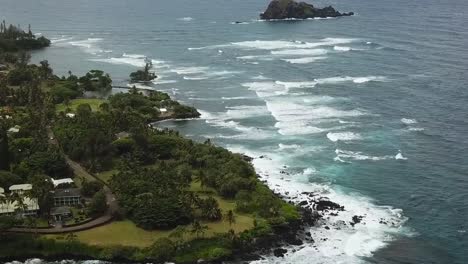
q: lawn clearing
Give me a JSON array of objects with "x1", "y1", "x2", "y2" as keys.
[
  {"x1": 46, "y1": 182, "x2": 254, "y2": 248},
  {"x1": 56, "y1": 98, "x2": 105, "y2": 113}
]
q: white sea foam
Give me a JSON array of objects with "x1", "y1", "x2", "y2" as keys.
[
  {"x1": 395, "y1": 152, "x2": 408, "y2": 160},
  {"x1": 282, "y1": 56, "x2": 327, "y2": 64},
  {"x1": 151, "y1": 79, "x2": 177, "y2": 84},
  {"x1": 231, "y1": 38, "x2": 356, "y2": 50},
  {"x1": 278, "y1": 143, "x2": 301, "y2": 150},
  {"x1": 91, "y1": 53, "x2": 168, "y2": 69},
  {"x1": 408, "y1": 127, "x2": 424, "y2": 131},
  {"x1": 401, "y1": 118, "x2": 417, "y2": 124},
  {"x1": 316, "y1": 76, "x2": 387, "y2": 85},
  {"x1": 223, "y1": 146, "x2": 408, "y2": 264},
  {"x1": 225, "y1": 105, "x2": 271, "y2": 119},
  {"x1": 178, "y1": 17, "x2": 194, "y2": 21},
  {"x1": 50, "y1": 36, "x2": 73, "y2": 44},
  {"x1": 126, "y1": 83, "x2": 153, "y2": 90},
  {"x1": 335, "y1": 149, "x2": 395, "y2": 161},
  {"x1": 242, "y1": 81, "x2": 287, "y2": 97},
  {"x1": 333, "y1": 45, "x2": 352, "y2": 51},
  {"x1": 68, "y1": 38, "x2": 103, "y2": 54},
  {"x1": 327, "y1": 132, "x2": 362, "y2": 142},
  {"x1": 275, "y1": 80, "x2": 317, "y2": 90},
  {"x1": 265, "y1": 99, "x2": 364, "y2": 136},
  {"x1": 271, "y1": 48, "x2": 328, "y2": 56},
  {"x1": 221, "y1": 96, "x2": 255, "y2": 100},
  {"x1": 171, "y1": 66, "x2": 210, "y2": 75}
]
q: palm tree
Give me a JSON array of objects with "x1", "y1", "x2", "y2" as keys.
[
  {"x1": 200, "y1": 197, "x2": 221, "y2": 221},
  {"x1": 195, "y1": 171, "x2": 209, "y2": 190},
  {"x1": 224, "y1": 210, "x2": 236, "y2": 227},
  {"x1": 169, "y1": 225, "x2": 187, "y2": 248},
  {"x1": 190, "y1": 220, "x2": 208, "y2": 238}
]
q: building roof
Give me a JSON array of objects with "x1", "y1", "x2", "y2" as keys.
[
  {"x1": 52, "y1": 178, "x2": 74, "y2": 187},
  {"x1": 9, "y1": 184, "x2": 32, "y2": 192},
  {"x1": 115, "y1": 131, "x2": 131, "y2": 139},
  {"x1": 65, "y1": 113, "x2": 76, "y2": 118},
  {"x1": 159, "y1": 108, "x2": 168, "y2": 112},
  {"x1": 53, "y1": 188, "x2": 81, "y2": 198},
  {"x1": 50, "y1": 206, "x2": 71, "y2": 215},
  {"x1": 7, "y1": 126, "x2": 20, "y2": 133}
]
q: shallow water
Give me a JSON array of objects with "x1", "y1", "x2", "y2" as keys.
[{"x1": 2, "y1": 0, "x2": 468, "y2": 263}]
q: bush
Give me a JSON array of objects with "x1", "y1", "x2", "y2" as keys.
[
  {"x1": 146, "y1": 238, "x2": 175, "y2": 262},
  {"x1": 87, "y1": 190, "x2": 108, "y2": 217},
  {"x1": 81, "y1": 181, "x2": 104, "y2": 197}
]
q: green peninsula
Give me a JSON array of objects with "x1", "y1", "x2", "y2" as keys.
[{"x1": 0, "y1": 27, "x2": 303, "y2": 263}]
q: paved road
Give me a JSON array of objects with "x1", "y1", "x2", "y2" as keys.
[{"x1": 8, "y1": 128, "x2": 119, "y2": 234}]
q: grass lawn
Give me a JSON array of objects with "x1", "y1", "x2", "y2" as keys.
[
  {"x1": 56, "y1": 98, "x2": 105, "y2": 113},
  {"x1": 95, "y1": 169, "x2": 117, "y2": 184},
  {"x1": 47, "y1": 182, "x2": 254, "y2": 248}
]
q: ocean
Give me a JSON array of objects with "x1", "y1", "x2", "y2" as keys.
[{"x1": 2, "y1": 0, "x2": 467, "y2": 263}]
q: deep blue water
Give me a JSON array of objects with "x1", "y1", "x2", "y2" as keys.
[{"x1": 2, "y1": 0, "x2": 468, "y2": 263}]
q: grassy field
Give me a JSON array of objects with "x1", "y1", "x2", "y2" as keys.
[
  {"x1": 95, "y1": 169, "x2": 117, "y2": 184},
  {"x1": 56, "y1": 98, "x2": 105, "y2": 113},
  {"x1": 47, "y1": 182, "x2": 254, "y2": 248}
]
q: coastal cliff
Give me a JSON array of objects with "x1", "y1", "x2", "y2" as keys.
[{"x1": 260, "y1": 0, "x2": 353, "y2": 20}]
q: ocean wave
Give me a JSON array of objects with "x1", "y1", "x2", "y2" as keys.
[
  {"x1": 401, "y1": 118, "x2": 417, "y2": 124},
  {"x1": 91, "y1": 54, "x2": 167, "y2": 68},
  {"x1": 178, "y1": 17, "x2": 194, "y2": 21},
  {"x1": 244, "y1": 77, "x2": 386, "y2": 97},
  {"x1": 242, "y1": 81, "x2": 288, "y2": 97},
  {"x1": 50, "y1": 36, "x2": 73, "y2": 44},
  {"x1": 271, "y1": 48, "x2": 328, "y2": 56},
  {"x1": 395, "y1": 151, "x2": 408, "y2": 160},
  {"x1": 327, "y1": 132, "x2": 362, "y2": 142},
  {"x1": 231, "y1": 38, "x2": 356, "y2": 50},
  {"x1": 316, "y1": 76, "x2": 387, "y2": 84},
  {"x1": 333, "y1": 45, "x2": 352, "y2": 51},
  {"x1": 225, "y1": 105, "x2": 271, "y2": 119},
  {"x1": 151, "y1": 79, "x2": 177, "y2": 84},
  {"x1": 68, "y1": 38, "x2": 104, "y2": 54},
  {"x1": 282, "y1": 56, "x2": 327, "y2": 64},
  {"x1": 335, "y1": 149, "x2": 396, "y2": 161},
  {"x1": 221, "y1": 96, "x2": 255, "y2": 100},
  {"x1": 275, "y1": 80, "x2": 317, "y2": 89},
  {"x1": 278, "y1": 143, "x2": 301, "y2": 150}
]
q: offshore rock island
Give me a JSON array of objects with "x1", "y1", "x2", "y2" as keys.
[{"x1": 260, "y1": 0, "x2": 354, "y2": 20}]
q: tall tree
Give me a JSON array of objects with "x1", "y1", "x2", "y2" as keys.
[
  {"x1": 29, "y1": 174, "x2": 54, "y2": 217},
  {"x1": 0, "y1": 125, "x2": 10, "y2": 170}
]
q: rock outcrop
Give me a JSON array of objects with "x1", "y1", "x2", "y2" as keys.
[{"x1": 260, "y1": 0, "x2": 353, "y2": 20}]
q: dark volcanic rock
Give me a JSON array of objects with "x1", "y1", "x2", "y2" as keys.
[
  {"x1": 273, "y1": 248, "x2": 288, "y2": 257},
  {"x1": 314, "y1": 199, "x2": 344, "y2": 211},
  {"x1": 260, "y1": 0, "x2": 353, "y2": 20}
]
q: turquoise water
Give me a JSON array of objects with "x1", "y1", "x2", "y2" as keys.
[{"x1": 2, "y1": 0, "x2": 468, "y2": 263}]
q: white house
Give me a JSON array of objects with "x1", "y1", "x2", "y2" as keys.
[
  {"x1": 65, "y1": 113, "x2": 76, "y2": 118},
  {"x1": 159, "y1": 108, "x2": 168, "y2": 113}
]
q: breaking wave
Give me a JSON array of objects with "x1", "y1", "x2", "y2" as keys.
[{"x1": 327, "y1": 132, "x2": 362, "y2": 142}]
